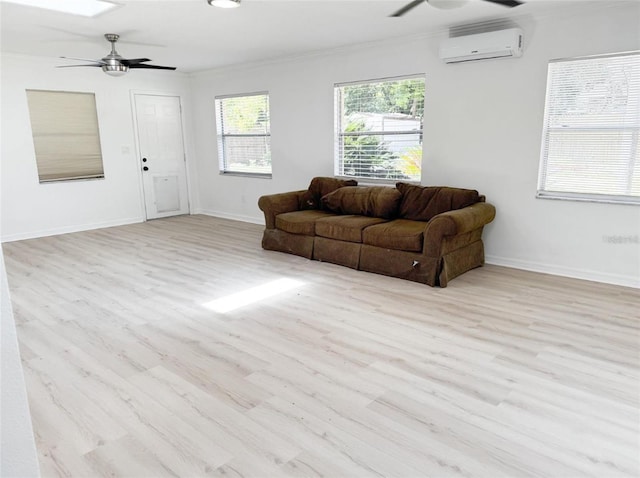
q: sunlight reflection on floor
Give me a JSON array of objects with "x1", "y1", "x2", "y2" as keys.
[{"x1": 202, "y1": 277, "x2": 305, "y2": 313}]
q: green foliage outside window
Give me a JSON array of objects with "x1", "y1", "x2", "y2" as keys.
[
  {"x1": 339, "y1": 77, "x2": 424, "y2": 181},
  {"x1": 216, "y1": 93, "x2": 271, "y2": 175},
  {"x1": 343, "y1": 79, "x2": 425, "y2": 118},
  {"x1": 220, "y1": 95, "x2": 269, "y2": 134}
]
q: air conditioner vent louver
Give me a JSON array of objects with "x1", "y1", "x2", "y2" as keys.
[{"x1": 439, "y1": 28, "x2": 524, "y2": 64}]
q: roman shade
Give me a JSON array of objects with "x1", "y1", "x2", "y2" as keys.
[{"x1": 26, "y1": 89, "x2": 104, "y2": 182}]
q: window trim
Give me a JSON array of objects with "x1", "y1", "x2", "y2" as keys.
[
  {"x1": 334, "y1": 74, "x2": 425, "y2": 182},
  {"x1": 215, "y1": 91, "x2": 272, "y2": 178},
  {"x1": 536, "y1": 51, "x2": 640, "y2": 206}
]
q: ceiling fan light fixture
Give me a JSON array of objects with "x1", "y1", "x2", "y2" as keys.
[
  {"x1": 102, "y1": 64, "x2": 128, "y2": 77},
  {"x1": 207, "y1": 0, "x2": 240, "y2": 8}
]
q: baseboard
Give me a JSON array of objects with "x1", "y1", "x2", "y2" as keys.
[
  {"x1": 485, "y1": 255, "x2": 639, "y2": 289},
  {"x1": 195, "y1": 209, "x2": 265, "y2": 226},
  {"x1": 1, "y1": 217, "x2": 145, "y2": 243}
]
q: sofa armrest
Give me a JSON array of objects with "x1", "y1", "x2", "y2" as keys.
[
  {"x1": 258, "y1": 190, "x2": 307, "y2": 229},
  {"x1": 423, "y1": 202, "x2": 496, "y2": 256}
]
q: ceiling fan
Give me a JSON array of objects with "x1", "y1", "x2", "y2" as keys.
[
  {"x1": 58, "y1": 34, "x2": 176, "y2": 76},
  {"x1": 391, "y1": 0, "x2": 523, "y2": 17}
]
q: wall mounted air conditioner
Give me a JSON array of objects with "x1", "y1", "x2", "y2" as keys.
[{"x1": 439, "y1": 28, "x2": 524, "y2": 63}]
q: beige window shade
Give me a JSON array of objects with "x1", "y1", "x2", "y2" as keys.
[{"x1": 26, "y1": 90, "x2": 104, "y2": 182}]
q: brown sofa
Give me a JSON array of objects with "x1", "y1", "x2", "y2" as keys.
[{"x1": 258, "y1": 177, "x2": 496, "y2": 287}]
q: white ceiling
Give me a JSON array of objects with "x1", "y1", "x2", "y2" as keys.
[{"x1": 0, "y1": 0, "x2": 628, "y2": 73}]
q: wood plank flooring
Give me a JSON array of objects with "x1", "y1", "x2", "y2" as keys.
[{"x1": 3, "y1": 214, "x2": 639, "y2": 478}]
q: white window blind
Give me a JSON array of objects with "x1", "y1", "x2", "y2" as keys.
[
  {"x1": 334, "y1": 75, "x2": 425, "y2": 182},
  {"x1": 215, "y1": 92, "x2": 271, "y2": 176},
  {"x1": 26, "y1": 90, "x2": 104, "y2": 183},
  {"x1": 537, "y1": 52, "x2": 640, "y2": 204}
]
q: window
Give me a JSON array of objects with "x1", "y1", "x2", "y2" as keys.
[
  {"x1": 537, "y1": 52, "x2": 640, "y2": 204},
  {"x1": 215, "y1": 92, "x2": 271, "y2": 176},
  {"x1": 26, "y1": 90, "x2": 104, "y2": 183},
  {"x1": 334, "y1": 75, "x2": 425, "y2": 182}
]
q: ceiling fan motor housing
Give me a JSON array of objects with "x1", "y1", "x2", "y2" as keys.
[{"x1": 101, "y1": 33, "x2": 129, "y2": 75}]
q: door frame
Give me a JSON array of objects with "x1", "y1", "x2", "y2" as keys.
[{"x1": 130, "y1": 89, "x2": 192, "y2": 221}]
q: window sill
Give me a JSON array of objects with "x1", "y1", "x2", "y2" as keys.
[
  {"x1": 536, "y1": 191, "x2": 640, "y2": 206},
  {"x1": 39, "y1": 175, "x2": 105, "y2": 184},
  {"x1": 334, "y1": 175, "x2": 420, "y2": 186},
  {"x1": 219, "y1": 171, "x2": 272, "y2": 179}
]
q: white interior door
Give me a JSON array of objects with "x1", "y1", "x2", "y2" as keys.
[{"x1": 134, "y1": 94, "x2": 190, "y2": 220}]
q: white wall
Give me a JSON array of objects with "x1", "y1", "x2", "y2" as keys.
[
  {"x1": 189, "y1": 4, "x2": 640, "y2": 287},
  {"x1": 0, "y1": 54, "x2": 195, "y2": 242}
]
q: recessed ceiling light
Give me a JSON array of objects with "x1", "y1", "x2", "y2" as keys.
[
  {"x1": 207, "y1": 0, "x2": 240, "y2": 9},
  {"x1": 0, "y1": 0, "x2": 118, "y2": 17}
]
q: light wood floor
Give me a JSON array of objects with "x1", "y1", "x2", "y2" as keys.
[{"x1": 3, "y1": 215, "x2": 639, "y2": 478}]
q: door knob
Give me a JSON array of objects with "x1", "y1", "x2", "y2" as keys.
[{"x1": 143, "y1": 166, "x2": 149, "y2": 171}]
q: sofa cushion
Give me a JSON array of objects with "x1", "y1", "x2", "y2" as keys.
[
  {"x1": 300, "y1": 177, "x2": 358, "y2": 210},
  {"x1": 321, "y1": 186, "x2": 402, "y2": 219},
  {"x1": 315, "y1": 215, "x2": 387, "y2": 243},
  {"x1": 275, "y1": 210, "x2": 336, "y2": 236},
  {"x1": 396, "y1": 183, "x2": 481, "y2": 221},
  {"x1": 362, "y1": 219, "x2": 427, "y2": 252}
]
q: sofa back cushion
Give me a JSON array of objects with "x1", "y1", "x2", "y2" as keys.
[
  {"x1": 321, "y1": 186, "x2": 402, "y2": 219},
  {"x1": 396, "y1": 183, "x2": 481, "y2": 221},
  {"x1": 300, "y1": 177, "x2": 358, "y2": 210}
]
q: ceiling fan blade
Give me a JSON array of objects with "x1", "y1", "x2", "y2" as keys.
[
  {"x1": 482, "y1": 0, "x2": 523, "y2": 7},
  {"x1": 390, "y1": 0, "x2": 425, "y2": 17},
  {"x1": 120, "y1": 58, "x2": 152, "y2": 65},
  {"x1": 60, "y1": 56, "x2": 106, "y2": 64},
  {"x1": 56, "y1": 64, "x2": 104, "y2": 68},
  {"x1": 128, "y1": 64, "x2": 177, "y2": 71}
]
